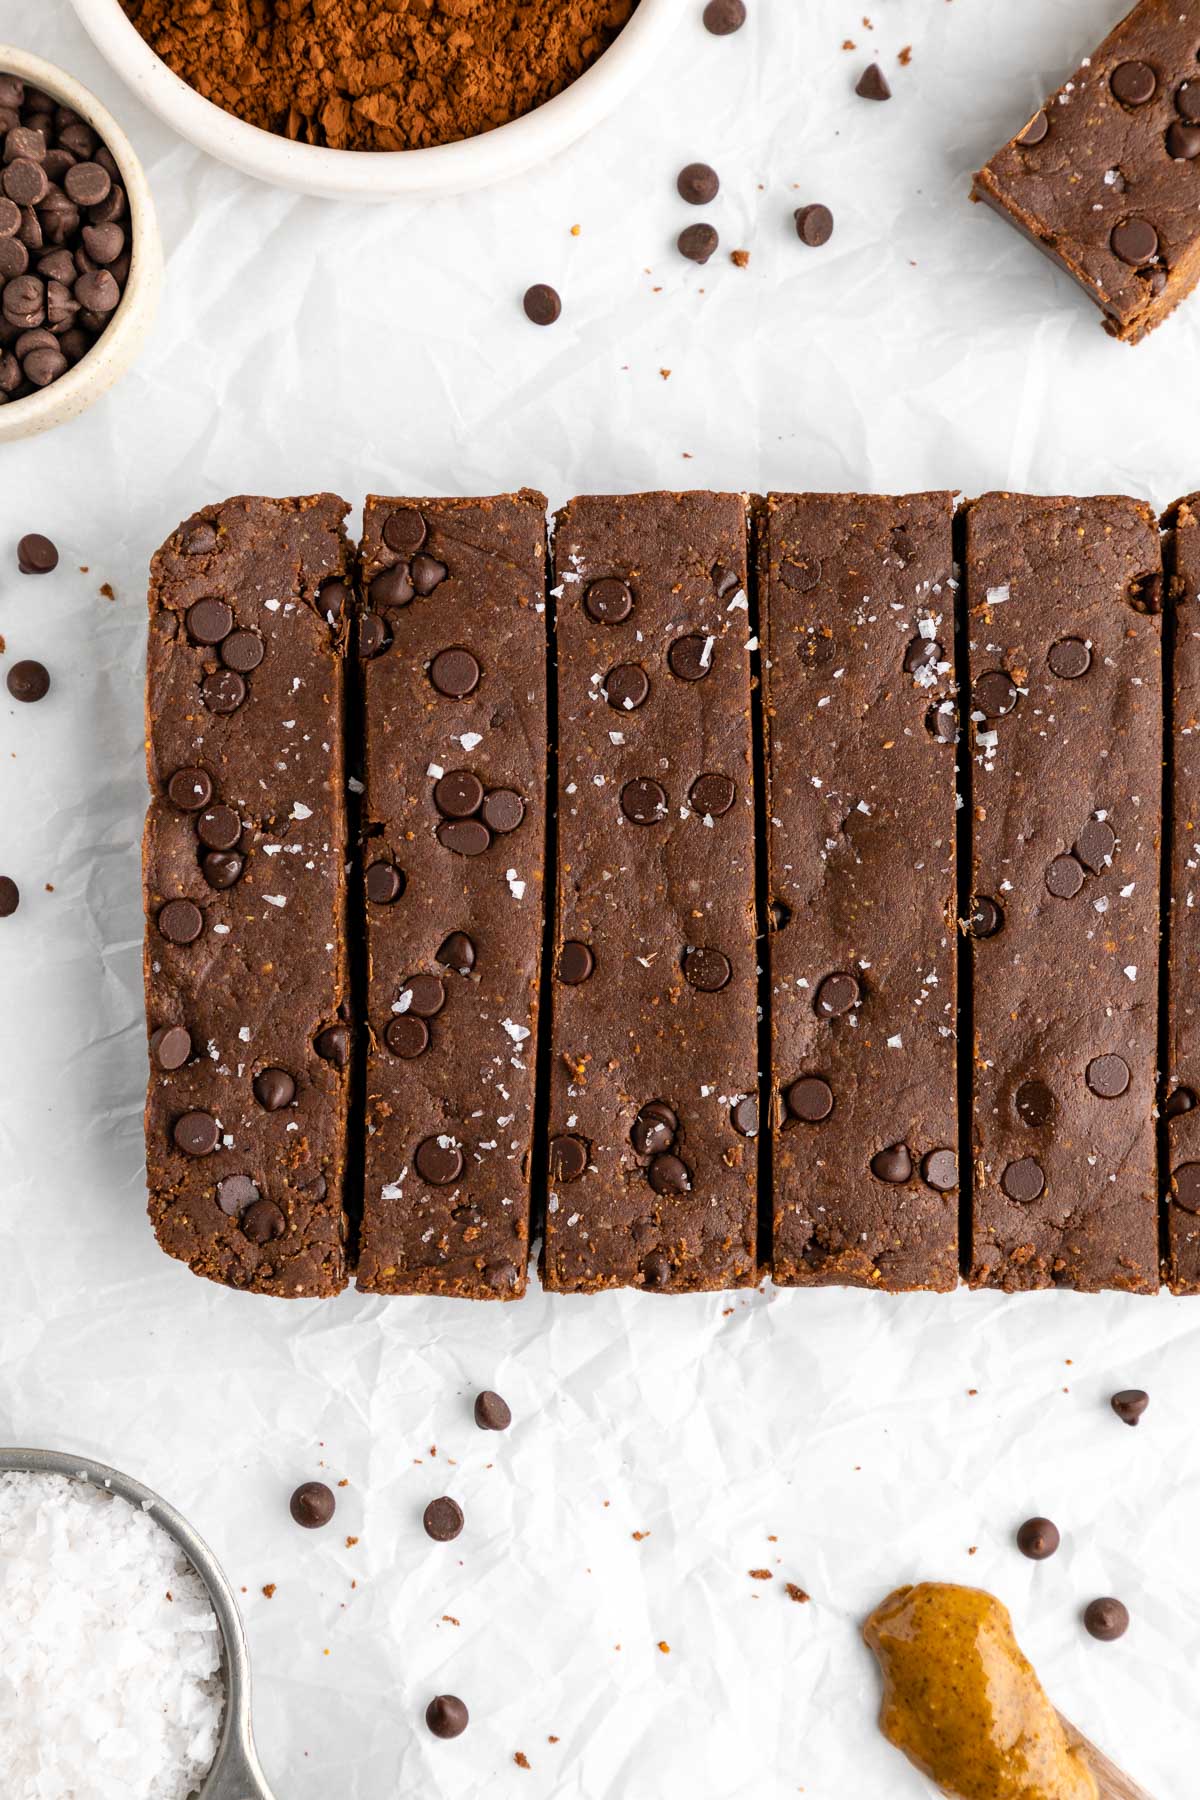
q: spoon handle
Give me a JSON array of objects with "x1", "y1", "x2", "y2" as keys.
[
  {"x1": 1058, "y1": 1713, "x2": 1157, "y2": 1800},
  {"x1": 205, "y1": 1739, "x2": 277, "y2": 1800}
]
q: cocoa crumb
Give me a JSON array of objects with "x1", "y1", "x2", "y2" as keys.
[
  {"x1": 785, "y1": 1584, "x2": 810, "y2": 1604},
  {"x1": 631, "y1": 1530, "x2": 651, "y2": 1541},
  {"x1": 514, "y1": 1752, "x2": 531, "y2": 1770},
  {"x1": 749, "y1": 1569, "x2": 773, "y2": 1580},
  {"x1": 262, "y1": 1583, "x2": 276, "y2": 1599},
  {"x1": 898, "y1": 44, "x2": 912, "y2": 65},
  {"x1": 731, "y1": 249, "x2": 750, "y2": 268}
]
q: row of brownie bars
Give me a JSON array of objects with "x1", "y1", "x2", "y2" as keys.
[{"x1": 143, "y1": 486, "x2": 1196, "y2": 1301}]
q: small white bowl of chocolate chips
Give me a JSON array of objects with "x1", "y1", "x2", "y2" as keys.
[{"x1": 0, "y1": 44, "x2": 162, "y2": 443}]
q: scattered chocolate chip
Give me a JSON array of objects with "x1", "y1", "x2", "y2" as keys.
[
  {"x1": 1002, "y1": 1157, "x2": 1045, "y2": 1203},
  {"x1": 1168, "y1": 119, "x2": 1200, "y2": 160},
  {"x1": 436, "y1": 931, "x2": 476, "y2": 973},
  {"x1": 631, "y1": 1103, "x2": 676, "y2": 1156},
  {"x1": 585, "y1": 578, "x2": 634, "y2": 624},
  {"x1": 1017, "y1": 1517, "x2": 1060, "y2": 1560},
  {"x1": 1084, "y1": 1597, "x2": 1129, "y2": 1642},
  {"x1": 150, "y1": 1024, "x2": 192, "y2": 1070},
  {"x1": 423, "y1": 1496, "x2": 464, "y2": 1542},
  {"x1": 1015, "y1": 1080, "x2": 1054, "y2": 1128},
  {"x1": 702, "y1": 0, "x2": 745, "y2": 34},
  {"x1": 1111, "y1": 60, "x2": 1156, "y2": 106},
  {"x1": 925, "y1": 700, "x2": 957, "y2": 743},
  {"x1": 648, "y1": 1153, "x2": 691, "y2": 1194},
  {"x1": 385, "y1": 1015, "x2": 430, "y2": 1058},
  {"x1": 1075, "y1": 818, "x2": 1116, "y2": 872},
  {"x1": 814, "y1": 971, "x2": 861, "y2": 1017},
  {"x1": 318, "y1": 578, "x2": 349, "y2": 624},
  {"x1": 1172, "y1": 1162, "x2": 1200, "y2": 1213},
  {"x1": 689, "y1": 772, "x2": 736, "y2": 817},
  {"x1": 221, "y1": 629, "x2": 264, "y2": 673},
  {"x1": 968, "y1": 897, "x2": 1004, "y2": 938},
  {"x1": 605, "y1": 663, "x2": 649, "y2": 710},
  {"x1": 186, "y1": 597, "x2": 233, "y2": 645},
  {"x1": 158, "y1": 898, "x2": 203, "y2": 944},
  {"x1": 384, "y1": 507, "x2": 428, "y2": 555},
  {"x1": 682, "y1": 945, "x2": 731, "y2": 991},
  {"x1": 1111, "y1": 1389, "x2": 1149, "y2": 1427},
  {"x1": 523, "y1": 283, "x2": 561, "y2": 326},
  {"x1": 16, "y1": 531, "x2": 57, "y2": 573},
  {"x1": 437, "y1": 818, "x2": 492, "y2": 856},
  {"x1": 921, "y1": 1149, "x2": 958, "y2": 1191},
  {"x1": 412, "y1": 553, "x2": 447, "y2": 596},
  {"x1": 415, "y1": 1135, "x2": 464, "y2": 1185},
  {"x1": 855, "y1": 62, "x2": 891, "y2": 102},
  {"x1": 254, "y1": 1067, "x2": 296, "y2": 1111},
  {"x1": 1047, "y1": 636, "x2": 1091, "y2": 679},
  {"x1": 429, "y1": 647, "x2": 481, "y2": 697},
  {"x1": 196, "y1": 804, "x2": 241, "y2": 851},
  {"x1": 357, "y1": 612, "x2": 391, "y2": 660},
  {"x1": 474, "y1": 1390, "x2": 512, "y2": 1431},
  {"x1": 182, "y1": 522, "x2": 218, "y2": 557},
  {"x1": 1046, "y1": 854, "x2": 1085, "y2": 899},
  {"x1": 621, "y1": 777, "x2": 667, "y2": 824},
  {"x1": 730, "y1": 1095, "x2": 758, "y2": 1137},
  {"x1": 557, "y1": 940, "x2": 595, "y2": 985},
  {"x1": 677, "y1": 162, "x2": 719, "y2": 204},
  {"x1": 1165, "y1": 1086, "x2": 1197, "y2": 1118},
  {"x1": 0, "y1": 875, "x2": 17, "y2": 917},
  {"x1": 6, "y1": 658, "x2": 49, "y2": 702},
  {"x1": 794, "y1": 203, "x2": 834, "y2": 247},
  {"x1": 426, "y1": 1695, "x2": 468, "y2": 1739},
  {"x1": 1086, "y1": 1054, "x2": 1130, "y2": 1098},
  {"x1": 678, "y1": 222, "x2": 719, "y2": 263},
  {"x1": 216, "y1": 1173, "x2": 259, "y2": 1215},
  {"x1": 370, "y1": 564, "x2": 413, "y2": 610},
  {"x1": 871, "y1": 1143, "x2": 913, "y2": 1184},
  {"x1": 783, "y1": 557, "x2": 821, "y2": 592},
  {"x1": 365, "y1": 861, "x2": 404, "y2": 905},
  {"x1": 641, "y1": 1250, "x2": 673, "y2": 1288},
  {"x1": 1110, "y1": 217, "x2": 1158, "y2": 266},
  {"x1": 167, "y1": 767, "x2": 213, "y2": 811},
  {"x1": 200, "y1": 669, "x2": 246, "y2": 714},
  {"x1": 398, "y1": 974, "x2": 446, "y2": 1018},
  {"x1": 550, "y1": 1133, "x2": 589, "y2": 1181},
  {"x1": 973, "y1": 669, "x2": 1018, "y2": 717},
  {"x1": 434, "y1": 769, "x2": 485, "y2": 818},
  {"x1": 668, "y1": 633, "x2": 715, "y2": 681},
  {"x1": 174, "y1": 1109, "x2": 219, "y2": 1157},
  {"x1": 786, "y1": 1076, "x2": 834, "y2": 1122},
  {"x1": 290, "y1": 1481, "x2": 335, "y2": 1529},
  {"x1": 314, "y1": 1024, "x2": 350, "y2": 1068},
  {"x1": 904, "y1": 635, "x2": 942, "y2": 674},
  {"x1": 200, "y1": 850, "x2": 243, "y2": 890},
  {"x1": 1177, "y1": 78, "x2": 1200, "y2": 123},
  {"x1": 482, "y1": 789, "x2": 525, "y2": 833},
  {"x1": 1018, "y1": 111, "x2": 1049, "y2": 147}
]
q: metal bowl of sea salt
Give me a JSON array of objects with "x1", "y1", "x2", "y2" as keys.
[{"x1": 0, "y1": 1446, "x2": 274, "y2": 1800}]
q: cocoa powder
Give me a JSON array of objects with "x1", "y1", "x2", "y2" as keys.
[{"x1": 120, "y1": 0, "x2": 639, "y2": 153}]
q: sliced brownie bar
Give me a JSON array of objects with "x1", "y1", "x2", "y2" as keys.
[{"x1": 1165, "y1": 493, "x2": 1200, "y2": 1291}]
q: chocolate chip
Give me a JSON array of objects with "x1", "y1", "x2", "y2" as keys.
[
  {"x1": 641, "y1": 1251, "x2": 673, "y2": 1288},
  {"x1": 0, "y1": 875, "x2": 17, "y2": 917},
  {"x1": 3, "y1": 159, "x2": 47, "y2": 206},
  {"x1": 855, "y1": 62, "x2": 891, "y2": 101},
  {"x1": 1075, "y1": 817, "x2": 1115, "y2": 872},
  {"x1": 968, "y1": 896, "x2": 1004, "y2": 938},
  {"x1": 648, "y1": 1153, "x2": 691, "y2": 1194},
  {"x1": 1017, "y1": 1517, "x2": 1060, "y2": 1560},
  {"x1": 557, "y1": 940, "x2": 595, "y2": 984},
  {"x1": 150, "y1": 1024, "x2": 192, "y2": 1070},
  {"x1": 429, "y1": 647, "x2": 481, "y2": 696},
  {"x1": 1167, "y1": 120, "x2": 1200, "y2": 159},
  {"x1": 1086, "y1": 1054, "x2": 1130, "y2": 1098},
  {"x1": 484, "y1": 1260, "x2": 519, "y2": 1294},
  {"x1": 398, "y1": 974, "x2": 446, "y2": 1017},
  {"x1": 437, "y1": 931, "x2": 477, "y2": 973},
  {"x1": 688, "y1": 772, "x2": 736, "y2": 818},
  {"x1": 871, "y1": 1143, "x2": 913, "y2": 1184},
  {"x1": 1166, "y1": 1086, "x2": 1197, "y2": 1118},
  {"x1": 1018, "y1": 110, "x2": 1049, "y2": 146},
  {"x1": 783, "y1": 557, "x2": 822, "y2": 593},
  {"x1": 437, "y1": 818, "x2": 491, "y2": 856},
  {"x1": 682, "y1": 946, "x2": 731, "y2": 991},
  {"x1": 786, "y1": 1076, "x2": 833, "y2": 1122},
  {"x1": 385, "y1": 1015, "x2": 430, "y2": 1058},
  {"x1": 904, "y1": 636, "x2": 943, "y2": 674},
  {"x1": 631, "y1": 1104, "x2": 676, "y2": 1156},
  {"x1": 1111, "y1": 60, "x2": 1156, "y2": 106},
  {"x1": 358, "y1": 613, "x2": 391, "y2": 660},
  {"x1": 167, "y1": 767, "x2": 213, "y2": 811},
  {"x1": 243, "y1": 1199, "x2": 286, "y2": 1243},
  {"x1": 202, "y1": 851, "x2": 243, "y2": 890},
  {"x1": 1172, "y1": 1162, "x2": 1200, "y2": 1213},
  {"x1": 474, "y1": 1390, "x2": 512, "y2": 1431},
  {"x1": 814, "y1": 971, "x2": 861, "y2": 1017},
  {"x1": 221, "y1": 630, "x2": 264, "y2": 673},
  {"x1": 415, "y1": 1135, "x2": 464, "y2": 1185},
  {"x1": 1015, "y1": 1080, "x2": 1054, "y2": 1128},
  {"x1": 1111, "y1": 1389, "x2": 1149, "y2": 1426},
  {"x1": 64, "y1": 161, "x2": 110, "y2": 206},
  {"x1": 75, "y1": 268, "x2": 119, "y2": 314},
  {"x1": 158, "y1": 899, "x2": 203, "y2": 944},
  {"x1": 925, "y1": 701, "x2": 957, "y2": 743},
  {"x1": 605, "y1": 663, "x2": 650, "y2": 710},
  {"x1": 668, "y1": 633, "x2": 715, "y2": 681},
  {"x1": 550, "y1": 1134, "x2": 589, "y2": 1182},
  {"x1": 366, "y1": 861, "x2": 404, "y2": 904},
  {"x1": 922, "y1": 1149, "x2": 958, "y2": 1191},
  {"x1": 200, "y1": 669, "x2": 246, "y2": 714},
  {"x1": 702, "y1": 0, "x2": 745, "y2": 33},
  {"x1": 1046, "y1": 854, "x2": 1085, "y2": 899},
  {"x1": 621, "y1": 778, "x2": 667, "y2": 824},
  {"x1": 794, "y1": 204, "x2": 834, "y2": 247},
  {"x1": 1110, "y1": 217, "x2": 1158, "y2": 265},
  {"x1": 1048, "y1": 636, "x2": 1091, "y2": 679},
  {"x1": 290, "y1": 1481, "x2": 335, "y2": 1528},
  {"x1": 317, "y1": 578, "x2": 349, "y2": 625},
  {"x1": 523, "y1": 283, "x2": 561, "y2": 325},
  {"x1": 186, "y1": 597, "x2": 234, "y2": 646},
  {"x1": 6, "y1": 658, "x2": 50, "y2": 702},
  {"x1": 196, "y1": 804, "x2": 241, "y2": 850},
  {"x1": 216, "y1": 1173, "x2": 259, "y2": 1215},
  {"x1": 412, "y1": 553, "x2": 447, "y2": 596},
  {"x1": 730, "y1": 1095, "x2": 758, "y2": 1137},
  {"x1": 1002, "y1": 1157, "x2": 1045, "y2": 1203},
  {"x1": 254, "y1": 1067, "x2": 296, "y2": 1111},
  {"x1": 434, "y1": 769, "x2": 485, "y2": 818},
  {"x1": 174, "y1": 1110, "x2": 219, "y2": 1156},
  {"x1": 973, "y1": 669, "x2": 1018, "y2": 717},
  {"x1": 81, "y1": 221, "x2": 124, "y2": 264},
  {"x1": 370, "y1": 564, "x2": 413, "y2": 610},
  {"x1": 585, "y1": 577, "x2": 634, "y2": 624},
  {"x1": 314, "y1": 1024, "x2": 350, "y2": 1068},
  {"x1": 482, "y1": 789, "x2": 525, "y2": 833},
  {"x1": 16, "y1": 531, "x2": 56, "y2": 573},
  {"x1": 1083, "y1": 1597, "x2": 1129, "y2": 1642},
  {"x1": 426, "y1": 1696, "x2": 468, "y2": 1739},
  {"x1": 677, "y1": 162, "x2": 719, "y2": 204},
  {"x1": 384, "y1": 507, "x2": 428, "y2": 554},
  {"x1": 423, "y1": 1495, "x2": 464, "y2": 1542},
  {"x1": 678, "y1": 222, "x2": 719, "y2": 263}
]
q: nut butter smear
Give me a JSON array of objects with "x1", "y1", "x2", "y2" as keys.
[{"x1": 863, "y1": 1584, "x2": 1097, "y2": 1800}]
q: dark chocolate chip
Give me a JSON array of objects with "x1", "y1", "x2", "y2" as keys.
[
  {"x1": 174, "y1": 1110, "x2": 219, "y2": 1156},
  {"x1": 437, "y1": 818, "x2": 492, "y2": 856},
  {"x1": 1167, "y1": 120, "x2": 1200, "y2": 159},
  {"x1": 437, "y1": 931, "x2": 476, "y2": 973},
  {"x1": 254, "y1": 1067, "x2": 296, "y2": 1111},
  {"x1": 429, "y1": 647, "x2": 481, "y2": 697},
  {"x1": 814, "y1": 971, "x2": 861, "y2": 1017},
  {"x1": 186, "y1": 597, "x2": 233, "y2": 644},
  {"x1": 678, "y1": 222, "x2": 719, "y2": 263},
  {"x1": 730, "y1": 1095, "x2": 758, "y2": 1137},
  {"x1": 357, "y1": 613, "x2": 391, "y2": 660},
  {"x1": 202, "y1": 850, "x2": 243, "y2": 890},
  {"x1": 370, "y1": 563, "x2": 414, "y2": 610},
  {"x1": 366, "y1": 861, "x2": 404, "y2": 905},
  {"x1": 1172, "y1": 1161, "x2": 1200, "y2": 1213},
  {"x1": 1111, "y1": 1389, "x2": 1149, "y2": 1426},
  {"x1": 318, "y1": 578, "x2": 349, "y2": 624},
  {"x1": 1177, "y1": 78, "x2": 1200, "y2": 122},
  {"x1": 0, "y1": 876, "x2": 17, "y2": 917},
  {"x1": 1110, "y1": 217, "x2": 1158, "y2": 265},
  {"x1": 1075, "y1": 818, "x2": 1116, "y2": 873},
  {"x1": 904, "y1": 635, "x2": 943, "y2": 674},
  {"x1": 682, "y1": 946, "x2": 731, "y2": 991},
  {"x1": 621, "y1": 778, "x2": 667, "y2": 824},
  {"x1": 631, "y1": 1104, "x2": 676, "y2": 1156},
  {"x1": 648, "y1": 1153, "x2": 691, "y2": 1195},
  {"x1": 64, "y1": 160, "x2": 110, "y2": 205},
  {"x1": 221, "y1": 629, "x2": 264, "y2": 673},
  {"x1": 668, "y1": 633, "x2": 715, "y2": 681},
  {"x1": 871, "y1": 1143, "x2": 913, "y2": 1184},
  {"x1": 585, "y1": 577, "x2": 634, "y2": 624},
  {"x1": 973, "y1": 669, "x2": 1018, "y2": 717},
  {"x1": 16, "y1": 531, "x2": 57, "y2": 573},
  {"x1": 290, "y1": 1481, "x2": 335, "y2": 1528},
  {"x1": 689, "y1": 773, "x2": 735, "y2": 817},
  {"x1": 75, "y1": 268, "x2": 119, "y2": 313},
  {"x1": 677, "y1": 162, "x2": 719, "y2": 204},
  {"x1": 1111, "y1": 60, "x2": 1156, "y2": 106},
  {"x1": 426, "y1": 1696, "x2": 468, "y2": 1739},
  {"x1": 3, "y1": 158, "x2": 47, "y2": 206},
  {"x1": 794, "y1": 204, "x2": 834, "y2": 247},
  {"x1": 398, "y1": 974, "x2": 445, "y2": 1018},
  {"x1": 782, "y1": 557, "x2": 821, "y2": 592},
  {"x1": 550, "y1": 1134, "x2": 589, "y2": 1182},
  {"x1": 167, "y1": 767, "x2": 213, "y2": 811},
  {"x1": 415, "y1": 1135, "x2": 464, "y2": 1185},
  {"x1": 242, "y1": 1197, "x2": 285, "y2": 1242},
  {"x1": 855, "y1": 61, "x2": 891, "y2": 101},
  {"x1": 786, "y1": 1076, "x2": 833, "y2": 1122},
  {"x1": 1046, "y1": 854, "x2": 1084, "y2": 899},
  {"x1": 384, "y1": 507, "x2": 428, "y2": 554},
  {"x1": 605, "y1": 663, "x2": 650, "y2": 710},
  {"x1": 1083, "y1": 1597, "x2": 1129, "y2": 1642},
  {"x1": 1017, "y1": 1517, "x2": 1060, "y2": 1560},
  {"x1": 1086, "y1": 1054, "x2": 1130, "y2": 1098},
  {"x1": 196, "y1": 804, "x2": 241, "y2": 851},
  {"x1": 216, "y1": 1173, "x2": 259, "y2": 1215},
  {"x1": 1018, "y1": 111, "x2": 1049, "y2": 146},
  {"x1": 926, "y1": 701, "x2": 957, "y2": 743},
  {"x1": 150, "y1": 1024, "x2": 192, "y2": 1070},
  {"x1": 557, "y1": 940, "x2": 595, "y2": 984},
  {"x1": 1047, "y1": 636, "x2": 1091, "y2": 679},
  {"x1": 434, "y1": 769, "x2": 485, "y2": 818},
  {"x1": 1166, "y1": 1086, "x2": 1197, "y2": 1118},
  {"x1": 412, "y1": 553, "x2": 447, "y2": 596},
  {"x1": 523, "y1": 283, "x2": 561, "y2": 325},
  {"x1": 158, "y1": 899, "x2": 203, "y2": 944},
  {"x1": 921, "y1": 1149, "x2": 958, "y2": 1192},
  {"x1": 1002, "y1": 1157, "x2": 1045, "y2": 1203},
  {"x1": 702, "y1": 0, "x2": 745, "y2": 34},
  {"x1": 969, "y1": 897, "x2": 1004, "y2": 938},
  {"x1": 181, "y1": 521, "x2": 218, "y2": 556},
  {"x1": 482, "y1": 789, "x2": 525, "y2": 833},
  {"x1": 200, "y1": 668, "x2": 246, "y2": 714},
  {"x1": 1015, "y1": 1080, "x2": 1054, "y2": 1128},
  {"x1": 314, "y1": 1024, "x2": 350, "y2": 1068},
  {"x1": 385, "y1": 1014, "x2": 430, "y2": 1059},
  {"x1": 474, "y1": 1390, "x2": 511, "y2": 1431},
  {"x1": 641, "y1": 1251, "x2": 673, "y2": 1288},
  {"x1": 423, "y1": 1496, "x2": 464, "y2": 1542},
  {"x1": 7, "y1": 658, "x2": 50, "y2": 702}
]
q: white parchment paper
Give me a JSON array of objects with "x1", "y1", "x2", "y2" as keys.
[{"x1": 2, "y1": 2, "x2": 1198, "y2": 1794}]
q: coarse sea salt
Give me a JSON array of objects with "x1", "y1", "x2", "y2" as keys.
[{"x1": 0, "y1": 1471, "x2": 224, "y2": 1800}]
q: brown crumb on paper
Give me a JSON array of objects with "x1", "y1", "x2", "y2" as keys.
[
  {"x1": 657, "y1": 1640, "x2": 670, "y2": 1654},
  {"x1": 632, "y1": 1530, "x2": 651, "y2": 1541},
  {"x1": 262, "y1": 1583, "x2": 276, "y2": 1598},
  {"x1": 514, "y1": 1752, "x2": 531, "y2": 1770},
  {"x1": 731, "y1": 249, "x2": 750, "y2": 268},
  {"x1": 749, "y1": 1569, "x2": 773, "y2": 1580},
  {"x1": 785, "y1": 1584, "x2": 810, "y2": 1604},
  {"x1": 899, "y1": 44, "x2": 912, "y2": 65}
]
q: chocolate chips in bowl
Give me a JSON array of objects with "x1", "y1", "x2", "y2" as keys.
[{"x1": 0, "y1": 46, "x2": 162, "y2": 443}]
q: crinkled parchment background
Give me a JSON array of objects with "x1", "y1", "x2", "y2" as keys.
[{"x1": 2, "y1": 1, "x2": 1198, "y2": 1794}]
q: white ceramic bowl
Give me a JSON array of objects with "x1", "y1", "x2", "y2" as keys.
[
  {"x1": 70, "y1": 0, "x2": 687, "y2": 200},
  {"x1": 0, "y1": 44, "x2": 162, "y2": 444}
]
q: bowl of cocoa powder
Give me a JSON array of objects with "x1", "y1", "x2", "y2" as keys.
[{"x1": 70, "y1": 0, "x2": 687, "y2": 200}]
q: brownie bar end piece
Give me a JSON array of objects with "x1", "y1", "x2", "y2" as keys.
[{"x1": 1166, "y1": 493, "x2": 1200, "y2": 1291}]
